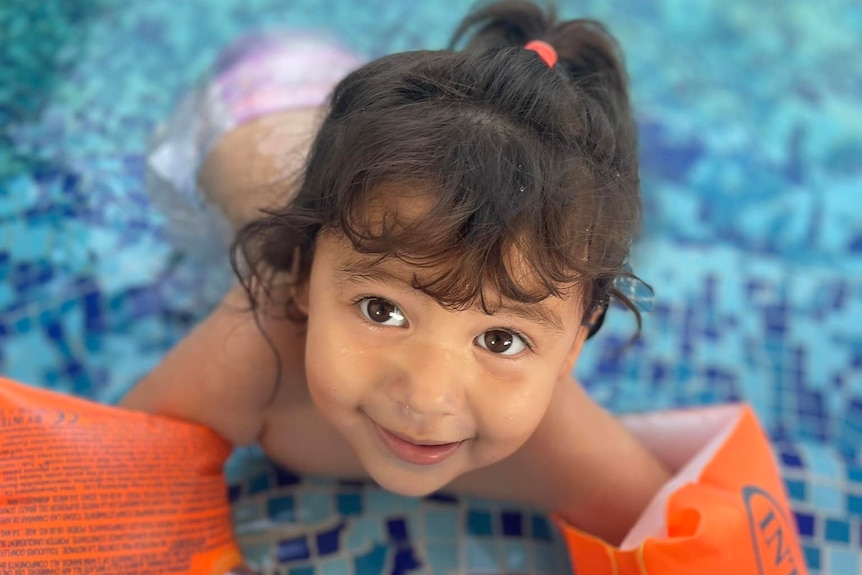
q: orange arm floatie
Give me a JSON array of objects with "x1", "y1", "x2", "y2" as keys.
[
  {"x1": 0, "y1": 377, "x2": 242, "y2": 575},
  {"x1": 556, "y1": 405, "x2": 808, "y2": 575}
]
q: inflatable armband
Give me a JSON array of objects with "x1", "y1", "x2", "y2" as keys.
[
  {"x1": 0, "y1": 378, "x2": 242, "y2": 575},
  {"x1": 557, "y1": 405, "x2": 808, "y2": 574}
]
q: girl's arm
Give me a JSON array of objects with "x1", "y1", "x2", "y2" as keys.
[
  {"x1": 120, "y1": 285, "x2": 300, "y2": 446},
  {"x1": 451, "y1": 373, "x2": 670, "y2": 546},
  {"x1": 123, "y1": 109, "x2": 320, "y2": 441}
]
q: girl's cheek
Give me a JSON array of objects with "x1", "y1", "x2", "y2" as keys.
[{"x1": 475, "y1": 387, "x2": 545, "y2": 440}]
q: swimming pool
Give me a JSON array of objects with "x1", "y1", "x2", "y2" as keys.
[{"x1": 1, "y1": 0, "x2": 860, "y2": 573}]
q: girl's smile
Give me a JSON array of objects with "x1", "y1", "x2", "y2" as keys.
[{"x1": 372, "y1": 419, "x2": 467, "y2": 466}]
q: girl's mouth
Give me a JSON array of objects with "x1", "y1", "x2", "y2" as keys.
[{"x1": 373, "y1": 423, "x2": 464, "y2": 466}]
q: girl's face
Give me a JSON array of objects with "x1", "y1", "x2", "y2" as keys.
[{"x1": 301, "y1": 225, "x2": 590, "y2": 496}]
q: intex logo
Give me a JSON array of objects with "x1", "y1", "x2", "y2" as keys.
[{"x1": 744, "y1": 486, "x2": 804, "y2": 575}]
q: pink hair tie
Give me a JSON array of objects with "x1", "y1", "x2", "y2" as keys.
[{"x1": 524, "y1": 40, "x2": 558, "y2": 68}]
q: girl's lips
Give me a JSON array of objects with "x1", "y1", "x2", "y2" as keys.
[{"x1": 374, "y1": 424, "x2": 464, "y2": 466}]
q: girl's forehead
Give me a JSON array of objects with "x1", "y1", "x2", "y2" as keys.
[{"x1": 317, "y1": 230, "x2": 585, "y2": 326}]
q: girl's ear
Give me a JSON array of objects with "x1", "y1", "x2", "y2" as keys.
[
  {"x1": 559, "y1": 301, "x2": 606, "y2": 377},
  {"x1": 288, "y1": 246, "x2": 311, "y2": 316},
  {"x1": 293, "y1": 283, "x2": 310, "y2": 316},
  {"x1": 560, "y1": 324, "x2": 591, "y2": 377}
]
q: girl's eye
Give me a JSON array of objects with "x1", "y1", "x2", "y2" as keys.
[
  {"x1": 475, "y1": 329, "x2": 527, "y2": 356},
  {"x1": 359, "y1": 297, "x2": 408, "y2": 327}
]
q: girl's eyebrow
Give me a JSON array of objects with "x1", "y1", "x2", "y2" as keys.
[
  {"x1": 335, "y1": 260, "x2": 413, "y2": 289},
  {"x1": 494, "y1": 301, "x2": 565, "y2": 333},
  {"x1": 335, "y1": 258, "x2": 567, "y2": 333}
]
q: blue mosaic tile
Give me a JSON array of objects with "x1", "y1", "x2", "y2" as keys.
[
  {"x1": 317, "y1": 522, "x2": 346, "y2": 555},
  {"x1": 811, "y1": 484, "x2": 843, "y2": 513},
  {"x1": 825, "y1": 519, "x2": 851, "y2": 544},
  {"x1": 503, "y1": 539, "x2": 529, "y2": 571},
  {"x1": 465, "y1": 538, "x2": 498, "y2": 571},
  {"x1": 249, "y1": 472, "x2": 272, "y2": 496},
  {"x1": 803, "y1": 546, "x2": 821, "y2": 571},
  {"x1": 367, "y1": 489, "x2": 406, "y2": 514},
  {"x1": 424, "y1": 492, "x2": 458, "y2": 505},
  {"x1": 275, "y1": 466, "x2": 302, "y2": 487},
  {"x1": 299, "y1": 491, "x2": 334, "y2": 524},
  {"x1": 794, "y1": 512, "x2": 815, "y2": 537},
  {"x1": 466, "y1": 509, "x2": 494, "y2": 537},
  {"x1": 391, "y1": 546, "x2": 421, "y2": 575},
  {"x1": 336, "y1": 492, "x2": 363, "y2": 517},
  {"x1": 319, "y1": 557, "x2": 349, "y2": 575},
  {"x1": 799, "y1": 443, "x2": 843, "y2": 479},
  {"x1": 353, "y1": 543, "x2": 387, "y2": 575},
  {"x1": 232, "y1": 500, "x2": 265, "y2": 525},
  {"x1": 227, "y1": 484, "x2": 242, "y2": 503},
  {"x1": 828, "y1": 548, "x2": 859, "y2": 575},
  {"x1": 386, "y1": 517, "x2": 409, "y2": 544},
  {"x1": 344, "y1": 517, "x2": 383, "y2": 551},
  {"x1": 530, "y1": 514, "x2": 553, "y2": 542},
  {"x1": 278, "y1": 536, "x2": 312, "y2": 563},
  {"x1": 501, "y1": 510, "x2": 524, "y2": 537},
  {"x1": 784, "y1": 479, "x2": 807, "y2": 502},
  {"x1": 423, "y1": 509, "x2": 458, "y2": 539},
  {"x1": 268, "y1": 495, "x2": 296, "y2": 522},
  {"x1": 536, "y1": 541, "x2": 565, "y2": 574}
]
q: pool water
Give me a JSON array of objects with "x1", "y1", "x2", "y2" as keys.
[{"x1": 1, "y1": 0, "x2": 860, "y2": 573}]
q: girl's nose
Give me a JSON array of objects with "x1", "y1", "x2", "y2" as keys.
[{"x1": 386, "y1": 341, "x2": 467, "y2": 417}]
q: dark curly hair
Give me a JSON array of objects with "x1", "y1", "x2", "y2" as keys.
[{"x1": 232, "y1": 0, "x2": 645, "y2": 337}]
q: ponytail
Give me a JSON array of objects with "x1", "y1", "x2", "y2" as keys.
[{"x1": 449, "y1": 1, "x2": 642, "y2": 334}]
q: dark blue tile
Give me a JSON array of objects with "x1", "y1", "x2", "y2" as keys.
[
  {"x1": 387, "y1": 518, "x2": 409, "y2": 544},
  {"x1": 794, "y1": 512, "x2": 815, "y2": 537},
  {"x1": 83, "y1": 290, "x2": 105, "y2": 332},
  {"x1": 316, "y1": 521, "x2": 345, "y2": 555},
  {"x1": 824, "y1": 519, "x2": 850, "y2": 543},
  {"x1": 275, "y1": 466, "x2": 301, "y2": 487},
  {"x1": 848, "y1": 465, "x2": 862, "y2": 484},
  {"x1": 277, "y1": 536, "x2": 311, "y2": 563},
  {"x1": 288, "y1": 567, "x2": 315, "y2": 575},
  {"x1": 650, "y1": 361, "x2": 668, "y2": 385},
  {"x1": 227, "y1": 483, "x2": 242, "y2": 503},
  {"x1": 336, "y1": 492, "x2": 363, "y2": 516},
  {"x1": 425, "y1": 492, "x2": 458, "y2": 504},
  {"x1": 847, "y1": 494, "x2": 862, "y2": 517},
  {"x1": 466, "y1": 509, "x2": 493, "y2": 536},
  {"x1": 780, "y1": 451, "x2": 803, "y2": 468},
  {"x1": 763, "y1": 304, "x2": 788, "y2": 338},
  {"x1": 391, "y1": 547, "x2": 421, "y2": 575},
  {"x1": 501, "y1": 510, "x2": 523, "y2": 537}
]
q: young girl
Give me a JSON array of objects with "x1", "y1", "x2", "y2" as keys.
[{"x1": 124, "y1": 0, "x2": 670, "y2": 547}]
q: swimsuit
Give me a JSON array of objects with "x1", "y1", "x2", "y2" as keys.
[{"x1": 146, "y1": 32, "x2": 365, "y2": 261}]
